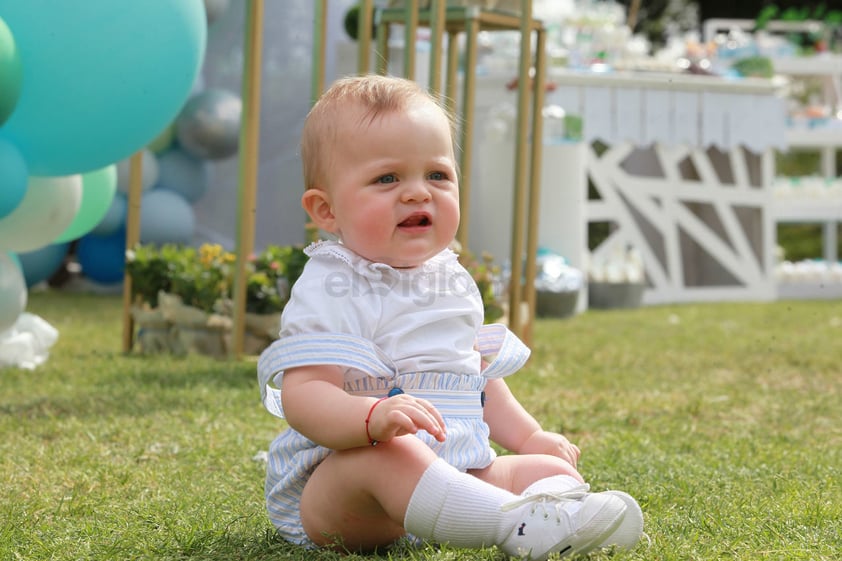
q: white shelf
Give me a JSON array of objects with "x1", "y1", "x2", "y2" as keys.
[
  {"x1": 772, "y1": 55, "x2": 842, "y2": 77},
  {"x1": 786, "y1": 128, "x2": 842, "y2": 148},
  {"x1": 777, "y1": 282, "x2": 842, "y2": 300},
  {"x1": 772, "y1": 199, "x2": 842, "y2": 222},
  {"x1": 773, "y1": 51, "x2": 842, "y2": 270}
]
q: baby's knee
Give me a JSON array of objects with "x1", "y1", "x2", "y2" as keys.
[
  {"x1": 327, "y1": 434, "x2": 438, "y2": 471},
  {"x1": 506, "y1": 454, "x2": 583, "y2": 492}
]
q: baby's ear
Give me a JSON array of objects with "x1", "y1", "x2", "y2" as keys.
[{"x1": 301, "y1": 189, "x2": 337, "y2": 233}]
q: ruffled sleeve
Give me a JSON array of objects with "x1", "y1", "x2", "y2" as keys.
[
  {"x1": 476, "y1": 323, "x2": 531, "y2": 379},
  {"x1": 257, "y1": 332, "x2": 396, "y2": 418}
]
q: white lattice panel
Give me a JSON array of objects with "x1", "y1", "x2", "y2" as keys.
[{"x1": 586, "y1": 142, "x2": 776, "y2": 304}]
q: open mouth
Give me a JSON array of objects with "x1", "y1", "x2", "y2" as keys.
[{"x1": 398, "y1": 213, "x2": 432, "y2": 228}]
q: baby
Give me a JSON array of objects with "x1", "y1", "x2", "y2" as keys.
[{"x1": 257, "y1": 74, "x2": 643, "y2": 559}]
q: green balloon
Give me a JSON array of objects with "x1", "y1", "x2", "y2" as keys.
[
  {"x1": 0, "y1": 16, "x2": 22, "y2": 126},
  {"x1": 54, "y1": 165, "x2": 118, "y2": 243}
]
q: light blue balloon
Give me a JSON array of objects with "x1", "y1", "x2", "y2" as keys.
[
  {"x1": 17, "y1": 243, "x2": 70, "y2": 288},
  {"x1": 0, "y1": 137, "x2": 27, "y2": 218},
  {"x1": 90, "y1": 192, "x2": 127, "y2": 237},
  {"x1": 155, "y1": 147, "x2": 210, "y2": 203},
  {"x1": 0, "y1": 0, "x2": 206, "y2": 176},
  {"x1": 140, "y1": 190, "x2": 195, "y2": 245}
]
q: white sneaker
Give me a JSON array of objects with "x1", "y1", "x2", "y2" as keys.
[
  {"x1": 599, "y1": 490, "x2": 644, "y2": 550},
  {"x1": 499, "y1": 477, "x2": 627, "y2": 560},
  {"x1": 513, "y1": 476, "x2": 644, "y2": 552}
]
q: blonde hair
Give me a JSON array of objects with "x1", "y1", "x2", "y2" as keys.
[{"x1": 300, "y1": 74, "x2": 457, "y2": 191}]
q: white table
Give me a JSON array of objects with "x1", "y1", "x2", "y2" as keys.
[{"x1": 471, "y1": 68, "x2": 788, "y2": 308}]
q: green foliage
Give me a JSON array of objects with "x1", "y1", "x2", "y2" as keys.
[
  {"x1": 777, "y1": 223, "x2": 842, "y2": 261},
  {"x1": 731, "y1": 56, "x2": 775, "y2": 78},
  {"x1": 125, "y1": 243, "x2": 182, "y2": 307},
  {"x1": 246, "y1": 245, "x2": 307, "y2": 315},
  {"x1": 342, "y1": 3, "x2": 378, "y2": 42},
  {"x1": 126, "y1": 243, "x2": 308, "y2": 315},
  {"x1": 757, "y1": 3, "x2": 842, "y2": 25},
  {"x1": 754, "y1": 3, "x2": 842, "y2": 52},
  {"x1": 168, "y1": 244, "x2": 236, "y2": 313},
  {"x1": 457, "y1": 249, "x2": 505, "y2": 323}
]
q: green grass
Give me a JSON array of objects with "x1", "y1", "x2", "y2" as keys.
[{"x1": 2, "y1": 292, "x2": 840, "y2": 560}]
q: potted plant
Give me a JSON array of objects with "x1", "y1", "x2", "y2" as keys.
[
  {"x1": 125, "y1": 244, "x2": 182, "y2": 354},
  {"x1": 162, "y1": 244, "x2": 235, "y2": 358},
  {"x1": 125, "y1": 243, "x2": 309, "y2": 357},
  {"x1": 242, "y1": 244, "x2": 307, "y2": 353},
  {"x1": 456, "y1": 247, "x2": 505, "y2": 324}
]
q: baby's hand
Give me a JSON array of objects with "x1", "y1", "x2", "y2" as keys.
[
  {"x1": 519, "y1": 430, "x2": 581, "y2": 468},
  {"x1": 367, "y1": 394, "x2": 447, "y2": 444}
]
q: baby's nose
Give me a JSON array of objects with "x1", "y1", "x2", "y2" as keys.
[{"x1": 402, "y1": 180, "x2": 432, "y2": 202}]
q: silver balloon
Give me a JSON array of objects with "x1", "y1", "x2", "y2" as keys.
[
  {"x1": 203, "y1": 0, "x2": 230, "y2": 26},
  {"x1": 0, "y1": 252, "x2": 27, "y2": 333},
  {"x1": 175, "y1": 89, "x2": 242, "y2": 160}
]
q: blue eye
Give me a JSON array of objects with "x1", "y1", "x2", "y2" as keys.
[
  {"x1": 377, "y1": 174, "x2": 397, "y2": 184},
  {"x1": 429, "y1": 171, "x2": 446, "y2": 181}
]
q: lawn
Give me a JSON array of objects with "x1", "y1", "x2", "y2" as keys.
[{"x1": 1, "y1": 292, "x2": 840, "y2": 560}]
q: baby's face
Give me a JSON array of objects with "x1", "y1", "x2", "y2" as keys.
[{"x1": 321, "y1": 101, "x2": 460, "y2": 268}]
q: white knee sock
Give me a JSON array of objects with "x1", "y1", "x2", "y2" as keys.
[{"x1": 403, "y1": 458, "x2": 518, "y2": 548}]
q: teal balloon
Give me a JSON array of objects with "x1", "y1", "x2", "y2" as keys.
[
  {"x1": 0, "y1": 16, "x2": 22, "y2": 126},
  {"x1": 54, "y1": 165, "x2": 118, "y2": 243},
  {"x1": 0, "y1": 137, "x2": 28, "y2": 218},
  {"x1": 17, "y1": 243, "x2": 70, "y2": 288},
  {"x1": 0, "y1": 0, "x2": 206, "y2": 176}
]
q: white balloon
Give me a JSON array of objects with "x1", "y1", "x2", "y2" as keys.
[
  {"x1": 0, "y1": 175, "x2": 83, "y2": 253},
  {"x1": 0, "y1": 252, "x2": 27, "y2": 333}
]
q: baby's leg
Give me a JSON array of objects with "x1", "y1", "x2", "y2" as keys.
[
  {"x1": 299, "y1": 436, "x2": 627, "y2": 560},
  {"x1": 469, "y1": 453, "x2": 583, "y2": 493},
  {"x1": 300, "y1": 434, "x2": 438, "y2": 551}
]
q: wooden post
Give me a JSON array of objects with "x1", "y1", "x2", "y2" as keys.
[
  {"x1": 507, "y1": 0, "x2": 533, "y2": 338},
  {"x1": 403, "y1": 0, "x2": 418, "y2": 79},
  {"x1": 230, "y1": 0, "x2": 264, "y2": 358},
  {"x1": 428, "y1": 0, "x2": 445, "y2": 96},
  {"x1": 357, "y1": 0, "x2": 373, "y2": 73},
  {"x1": 444, "y1": 30, "x2": 459, "y2": 117},
  {"x1": 311, "y1": 0, "x2": 327, "y2": 104},
  {"x1": 523, "y1": 26, "x2": 547, "y2": 345},
  {"x1": 455, "y1": 15, "x2": 478, "y2": 248},
  {"x1": 376, "y1": 9, "x2": 389, "y2": 75},
  {"x1": 121, "y1": 150, "x2": 144, "y2": 353}
]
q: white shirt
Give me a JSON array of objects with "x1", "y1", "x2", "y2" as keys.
[{"x1": 280, "y1": 241, "x2": 482, "y2": 375}]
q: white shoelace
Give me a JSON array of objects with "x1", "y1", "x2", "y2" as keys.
[{"x1": 500, "y1": 483, "x2": 591, "y2": 514}]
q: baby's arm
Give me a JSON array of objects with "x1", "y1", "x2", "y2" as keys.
[
  {"x1": 482, "y1": 378, "x2": 580, "y2": 467},
  {"x1": 282, "y1": 365, "x2": 447, "y2": 449}
]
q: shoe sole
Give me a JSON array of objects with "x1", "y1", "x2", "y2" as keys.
[
  {"x1": 551, "y1": 495, "x2": 627, "y2": 558},
  {"x1": 598, "y1": 490, "x2": 644, "y2": 549}
]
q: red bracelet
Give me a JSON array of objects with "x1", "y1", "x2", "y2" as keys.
[{"x1": 364, "y1": 397, "x2": 389, "y2": 446}]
